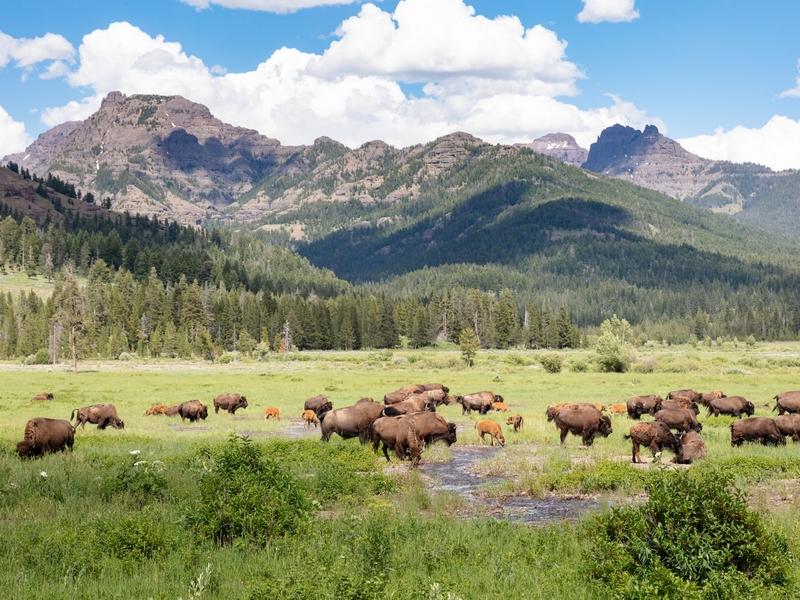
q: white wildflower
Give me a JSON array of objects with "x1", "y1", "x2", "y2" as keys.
[
  {"x1": 39, "y1": 471, "x2": 48, "y2": 478},
  {"x1": 129, "y1": 450, "x2": 141, "y2": 456}
]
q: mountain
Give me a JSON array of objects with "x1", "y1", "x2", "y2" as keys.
[
  {"x1": 582, "y1": 124, "x2": 800, "y2": 237},
  {"x1": 517, "y1": 133, "x2": 588, "y2": 167}
]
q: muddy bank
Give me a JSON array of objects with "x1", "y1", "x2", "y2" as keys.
[{"x1": 421, "y1": 445, "x2": 600, "y2": 524}]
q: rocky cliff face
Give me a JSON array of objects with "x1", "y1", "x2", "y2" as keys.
[{"x1": 519, "y1": 133, "x2": 588, "y2": 167}]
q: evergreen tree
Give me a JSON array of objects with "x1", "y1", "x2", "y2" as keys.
[
  {"x1": 52, "y1": 266, "x2": 87, "y2": 372},
  {"x1": 459, "y1": 327, "x2": 479, "y2": 367}
]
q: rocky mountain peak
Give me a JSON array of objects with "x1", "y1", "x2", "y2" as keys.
[{"x1": 521, "y1": 133, "x2": 588, "y2": 166}]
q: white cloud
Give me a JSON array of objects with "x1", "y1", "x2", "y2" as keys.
[
  {"x1": 577, "y1": 0, "x2": 639, "y2": 24},
  {"x1": 180, "y1": 0, "x2": 358, "y2": 13},
  {"x1": 679, "y1": 116, "x2": 800, "y2": 172},
  {"x1": 779, "y1": 59, "x2": 800, "y2": 98},
  {"x1": 41, "y1": 2, "x2": 658, "y2": 149},
  {"x1": 0, "y1": 30, "x2": 74, "y2": 74},
  {"x1": 0, "y1": 105, "x2": 30, "y2": 157}
]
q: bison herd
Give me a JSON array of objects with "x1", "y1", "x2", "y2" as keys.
[{"x1": 548, "y1": 389, "x2": 800, "y2": 465}]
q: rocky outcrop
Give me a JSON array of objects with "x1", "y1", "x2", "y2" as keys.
[{"x1": 520, "y1": 133, "x2": 588, "y2": 167}]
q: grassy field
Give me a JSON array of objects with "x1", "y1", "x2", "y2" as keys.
[
  {"x1": 0, "y1": 270, "x2": 56, "y2": 298},
  {"x1": 3, "y1": 344, "x2": 800, "y2": 598}
]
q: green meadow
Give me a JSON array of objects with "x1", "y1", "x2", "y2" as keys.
[{"x1": 2, "y1": 344, "x2": 800, "y2": 598}]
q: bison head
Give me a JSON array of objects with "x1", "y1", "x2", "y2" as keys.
[
  {"x1": 240, "y1": 396, "x2": 249, "y2": 408},
  {"x1": 494, "y1": 394, "x2": 504, "y2": 403},
  {"x1": 599, "y1": 415, "x2": 613, "y2": 437},
  {"x1": 16, "y1": 440, "x2": 37, "y2": 458},
  {"x1": 201, "y1": 406, "x2": 208, "y2": 419},
  {"x1": 450, "y1": 395, "x2": 464, "y2": 406},
  {"x1": 441, "y1": 386, "x2": 450, "y2": 394},
  {"x1": 692, "y1": 422, "x2": 703, "y2": 433},
  {"x1": 444, "y1": 422, "x2": 457, "y2": 445},
  {"x1": 744, "y1": 402, "x2": 755, "y2": 416}
]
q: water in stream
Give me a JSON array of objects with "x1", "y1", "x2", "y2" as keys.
[{"x1": 421, "y1": 446, "x2": 600, "y2": 524}]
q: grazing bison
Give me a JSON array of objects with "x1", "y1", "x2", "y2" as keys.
[
  {"x1": 263, "y1": 407, "x2": 281, "y2": 421},
  {"x1": 731, "y1": 417, "x2": 784, "y2": 446},
  {"x1": 321, "y1": 398, "x2": 384, "y2": 443},
  {"x1": 668, "y1": 389, "x2": 702, "y2": 403},
  {"x1": 492, "y1": 402, "x2": 510, "y2": 412},
  {"x1": 382, "y1": 395, "x2": 434, "y2": 416},
  {"x1": 302, "y1": 409, "x2": 319, "y2": 429},
  {"x1": 625, "y1": 421, "x2": 678, "y2": 464},
  {"x1": 16, "y1": 418, "x2": 75, "y2": 458},
  {"x1": 626, "y1": 395, "x2": 663, "y2": 419},
  {"x1": 507, "y1": 415, "x2": 524, "y2": 432},
  {"x1": 213, "y1": 393, "x2": 248, "y2": 415},
  {"x1": 144, "y1": 404, "x2": 169, "y2": 416},
  {"x1": 457, "y1": 392, "x2": 502, "y2": 416},
  {"x1": 554, "y1": 405, "x2": 612, "y2": 447},
  {"x1": 402, "y1": 411, "x2": 457, "y2": 447},
  {"x1": 707, "y1": 396, "x2": 754, "y2": 418},
  {"x1": 476, "y1": 420, "x2": 505, "y2": 446},
  {"x1": 178, "y1": 400, "x2": 208, "y2": 422},
  {"x1": 774, "y1": 391, "x2": 800, "y2": 415},
  {"x1": 71, "y1": 404, "x2": 124, "y2": 430},
  {"x1": 675, "y1": 431, "x2": 707, "y2": 464},
  {"x1": 304, "y1": 395, "x2": 333, "y2": 417},
  {"x1": 371, "y1": 416, "x2": 422, "y2": 465},
  {"x1": 32, "y1": 392, "x2": 54, "y2": 402},
  {"x1": 654, "y1": 407, "x2": 702, "y2": 433},
  {"x1": 607, "y1": 403, "x2": 628, "y2": 415},
  {"x1": 774, "y1": 414, "x2": 800, "y2": 442},
  {"x1": 548, "y1": 403, "x2": 607, "y2": 423},
  {"x1": 700, "y1": 391, "x2": 726, "y2": 405},
  {"x1": 661, "y1": 398, "x2": 700, "y2": 415}
]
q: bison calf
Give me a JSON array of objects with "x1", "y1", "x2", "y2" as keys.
[
  {"x1": 506, "y1": 415, "x2": 524, "y2": 432},
  {"x1": 302, "y1": 409, "x2": 319, "y2": 429},
  {"x1": 263, "y1": 407, "x2": 281, "y2": 421},
  {"x1": 476, "y1": 421, "x2": 505, "y2": 446},
  {"x1": 625, "y1": 422, "x2": 678, "y2": 464}
]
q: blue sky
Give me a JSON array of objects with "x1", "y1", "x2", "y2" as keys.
[{"x1": 1, "y1": 0, "x2": 799, "y2": 168}]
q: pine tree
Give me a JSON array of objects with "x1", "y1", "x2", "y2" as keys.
[
  {"x1": 52, "y1": 266, "x2": 87, "y2": 372},
  {"x1": 459, "y1": 327, "x2": 479, "y2": 367},
  {"x1": 494, "y1": 290, "x2": 518, "y2": 349}
]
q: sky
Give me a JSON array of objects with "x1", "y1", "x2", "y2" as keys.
[{"x1": 1, "y1": 0, "x2": 799, "y2": 170}]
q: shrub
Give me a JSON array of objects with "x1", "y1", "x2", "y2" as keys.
[
  {"x1": 117, "y1": 351, "x2": 135, "y2": 362},
  {"x1": 103, "y1": 455, "x2": 168, "y2": 504},
  {"x1": 632, "y1": 355, "x2": 658, "y2": 373},
  {"x1": 185, "y1": 435, "x2": 310, "y2": 546},
  {"x1": 95, "y1": 507, "x2": 180, "y2": 563},
  {"x1": 539, "y1": 354, "x2": 563, "y2": 374},
  {"x1": 24, "y1": 349, "x2": 50, "y2": 365},
  {"x1": 218, "y1": 352, "x2": 239, "y2": 364},
  {"x1": 569, "y1": 359, "x2": 589, "y2": 373},
  {"x1": 588, "y1": 470, "x2": 791, "y2": 597}
]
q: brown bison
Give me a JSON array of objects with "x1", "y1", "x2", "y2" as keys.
[
  {"x1": 71, "y1": 404, "x2": 124, "y2": 430},
  {"x1": 554, "y1": 405, "x2": 612, "y2": 446},
  {"x1": 402, "y1": 411, "x2": 457, "y2": 447},
  {"x1": 382, "y1": 395, "x2": 435, "y2": 416},
  {"x1": 607, "y1": 403, "x2": 628, "y2": 415},
  {"x1": 144, "y1": 404, "x2": 169, "y2": 416},
  {"x1": 492, "y1": 402, "x2": 510, "y2": 412},
  {"x1": 383, "y1": 390, "x2": 410, "y2": 405},
  {"x1": 457, "y1": 392, "x2": 502, "y2": 415},
  {"x1": 371, "y1": 416, "x2": 422, "y2": 465},
  {"x1": 773, "y1": 391, "x2": 800, "y2": 415},
  {"x1": 178, "y1": 400, "x2": 208, "y2": 422},
  {"x1": 164, "y1": 404, "x2": 180, "y2": 417},
  {"x1": 731, "y1": 417, "x2": 784, "y2": 446},
  {"x1": 654, "y1": 407, "x2": 702, "y2": 433},
  {"x1": 626, "y1": 395, "x2": 663, "y2": 419},
  {"x1": 16, "y1": 418, "x2": 75, "y2": 458},
  {"x1": 32, "y1": 392, "x2": 54, "y2": 402},
  {"x1": 661, "y1": 398, "x2": 700, "y2": 415},
  {"x1": 321, "y1": 398, "x2": 384, "y2": 443},
  {"x1": 263, "y1": 407, "x2": 281, "y2": 421},
  {"x1": 625, "y1": 421, "x2": 678, "y2": 463},
  {"x1": 700, "y1": 391, "x2": 726, "y2": 405},
  {"x1": 302, "y1": 409, "x2": 319, "y2": 429},
  {"x1": 507, "y1": 415, "x2": 524, "y2": 432},
  {"x1": 304, "y1": 394, "x2": 333, "y2": 417},
  {"x1": 707, "y1": 396, "x2": 754, "y2": 418},
  {"x1": 476, "y1": 420, "x2": 505, "y2": 446},
  {"x1": 667, "y1": 389, "x2": 702, "y2": 403},
  {"x1": 548, "y1": 403, "x2": 606, "y2": 423},
  {"x1": 213, "y1": 393, "x2": 248, "y2": 415},
  {"x1": 774, "y1": 414, "x2": 800, "y2": 442},
  {"x1": 675, "y1": 431, "x2": 707, "y2": 464}
]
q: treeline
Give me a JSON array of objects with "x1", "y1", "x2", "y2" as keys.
[{"x1": 0, "y1": 266, "x2": 579, "y2": 362}]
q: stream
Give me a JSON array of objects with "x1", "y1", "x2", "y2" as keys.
[{"x1": 421, "y1": 446, "x2": 600, "y2": 524}]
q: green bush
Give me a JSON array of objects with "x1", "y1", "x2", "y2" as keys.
[
  {"x1": 103, "y1": 455, "x2": 168, "y2": 504},
  {"x1": 185, "y1": 435, "x2": 310, "y2": 546},
  {"x1": 569, "y1": 359, "x2": 589, "y2": 373},
  {"x1": 588, "y1": 470, "x2": 791, "y2": 597},
  {"x1": 95, "y1": 507, "x2": 180, "y2": 563},
  {"x1": 539, "y1": 354, "x2": 563, "y2": 374},
  {"x1": 24, "y1": 349, "x2": 50, "y2": 365}
]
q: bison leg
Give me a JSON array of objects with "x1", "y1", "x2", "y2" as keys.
[
  {"x1": 649, "y1": 441, "x2": 660, "y2": 458},
  {"x1": 382, "y1": 443, "x2": 391, "y2": 462},
  {"x1": 583, "y1": 433, "x2": 595, "y2": 447},
  {"x1": 559, "y1": 427, "x2": 568, "y2": 446},
  {"x1": 631, "y1": 441, "x2": 640, "y2": 464}
]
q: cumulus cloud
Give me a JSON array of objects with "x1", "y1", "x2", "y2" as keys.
[
  {"x1": 779, "y1": 59, "x2": 800, "y2": 98},
  {"x1": 180, "y1": 0, "x2": 358, "y2": 13},
  {"x1": 577, "y1": 0, "x2": 639, "y2": 24},
  {"x1": 0, "y1": 105, "x2": 30, "y2": 156},
  {"x1": 41, "y1": 1, "x2": 658, "y2": 148},
  {"x1": 679, "y1": 116, "x2": 800, "y2": 172},
  {"x1": 0, "y1": 30, "x2": 74, "y2": 76}
]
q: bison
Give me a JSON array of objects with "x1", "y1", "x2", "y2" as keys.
[
  {"x1": 164, "y1": 404, "x2": 180, "y2": 417},
  {"x1": 625, "y1": 421, "x2": 678, "y2": 463},
  {"x1": 476, "y1": 420, "x2": 505, "y2": 446},
  {"x1": 554, "y1": 405, "x2": 612, "y2": 447},
  {"x1": 302, "y1": 409, "x2": 319, "y2": 429},
  {"x1": 675, "y1": 431, "x2": 707, "y2": 464},
  {"x1": 457, "y1": 392, "x2": 499, "y2": 415},
  {"x1": 661, "y1": 398, "x2": 700, "y2": 415},
  {"x1": 178, "y1": 400, "x2": 208, "y2": 422},
  {"x1": 607, "y1": 403, "x2": 628, "y2": 415},
  {"x1": 731, "y1": 417, "x2": 784, "y2": 447},
  {"x1": 144, "y1": 403, "x2": 169, "y2": 416},
  {"x1": 304, "y1": 395, "x2": 333, "y2": 417},
  {"x1": 707, "y1": 396, "x2": 754, "y2": 418},
  {"x1": 71, "y1": 404, "x2": 124, "y2": 430},
  {"x1": 492, "y1": 402, "x2": 510, "y2": 412},
  {"x1": 774, "y1": 414, "x2": 800, "y2": 442},
  {"x1": 626, "y1": 395, "x2": 663, "y2": 419},
  {"x1": 700, "y1": 391, "x2": 726, "y2": 406},
  {"x1": 774, "y1": 391, "x2": 800, "y2": 415},
  {"x1": 402, "y1": 411, "x2": 457, "y2": 447},
  {"x1": 213, "y1": 393, "x2": 248, "y2": 415},
  {"x1": 321, "y1": 398, "x2": 384, "y2": 443},
  {"x1": 16, "y1": 418, "x2": 75, "y2": 458},
  {"x1": 507, "y1": 415, "x2": 524, "y2": 432},
  {"x1": 32, "y1": 392, "x2": 54, "y2": 402},
  {"x1": 371, "y1": 416, "x2": 422, "y2": 465},
  {"x1": 667, "y1": 389, "x2": 702, "y2": 403},
  {"x1": 382, "y1": 395, "x2": 435, "y2": 416},
  {"x1": 263, "y1": 407, "x2": 281, "y2": 421},
  {"x1": 654, "y1": 407, "x2": 702, "y2": 433}
]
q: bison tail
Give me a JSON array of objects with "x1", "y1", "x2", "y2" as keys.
[
  {"x1": 70, "y1": 408, "x2": 77, "y2": 421},
  {"x1": 623, "y1": 434, "x2": 631, "y2": 440}
]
